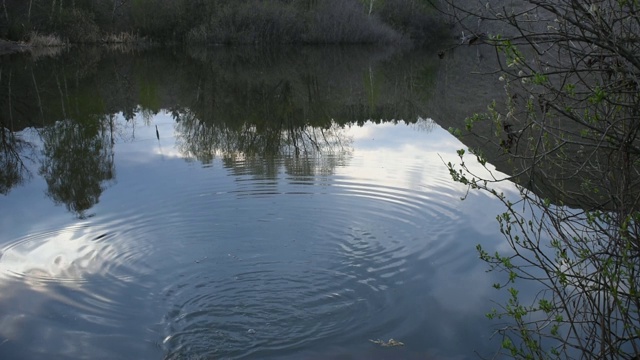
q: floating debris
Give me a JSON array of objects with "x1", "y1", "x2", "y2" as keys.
[{"x1": 369, "y1": 338, "x2": 404, "y2": 347}]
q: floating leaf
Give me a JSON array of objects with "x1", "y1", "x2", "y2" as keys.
[{"x1": 369, "y1": 338, "x2": 405, "y2": 347}]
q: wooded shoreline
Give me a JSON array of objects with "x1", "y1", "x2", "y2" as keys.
[{"x1": 0, "y1": 0, "x2": 447, "y2": 49}]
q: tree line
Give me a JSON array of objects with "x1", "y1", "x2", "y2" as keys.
[{"x1": 0, "y1": 0, "x2": 445, "y2": 44}]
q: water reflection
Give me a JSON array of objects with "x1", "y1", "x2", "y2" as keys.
[
  {"x1": 0, "y1": 122, "x2": 31, "y2": 194},
  {"x1": 175, "y1": 111, "x2": 352, "y2": 174},
  {"x1": 154, "y1": 120, "x2": 509, "y2": 360},
  {"x1": 0, "y1": 45, "x2": 437, "y2": 215},
  {"x1": 0, "y1": 46, "x2": 515, "y2": 359},
  {"x1": 0, "y1": 218, "x2": 157, "y2": 360},
  {"x1": 39, "y1": 118, "x2": 116, "y2": 218},
  {"x1": 0, "y1": 116, "x2": 513, "y2": 359}
]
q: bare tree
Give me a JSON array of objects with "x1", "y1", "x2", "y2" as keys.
[{"x1": 433, "y1": 0, "x2": 640, "y2": 358}]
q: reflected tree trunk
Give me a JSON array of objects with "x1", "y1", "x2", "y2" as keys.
[
  {"x1": 7, "y1": 69, "x2": 13, "y2": 129},
  {"x1": 31, "y1": 68, "x2": 45, "y2": 126},
  {"x1": 55, "y1": 74, "x2": 66, "y2": 119}
]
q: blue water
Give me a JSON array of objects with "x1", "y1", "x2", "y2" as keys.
[
  {"x1": 0, "y1": 47, "x2": 520, "y2": 359},
  {"x1": 0, "y1": 116, "x2": 519, "y2": 359}
]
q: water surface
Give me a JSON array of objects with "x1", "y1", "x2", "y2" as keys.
[{"x1": 0, "y1": 46, "x2": 517, "y2": 359}]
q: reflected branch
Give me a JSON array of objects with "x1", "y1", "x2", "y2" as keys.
[
  {"x1": 0, "y1": 124, "x2": 31, "y2": 195},
  {"x1": 175, "y1": 105, "x2": 353, "y2": 178}
]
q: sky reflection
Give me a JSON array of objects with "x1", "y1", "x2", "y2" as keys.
[{"x1": 0, "y1": 114, "x2": 524, "y2": 359}]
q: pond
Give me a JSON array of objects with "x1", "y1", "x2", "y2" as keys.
[{"x1": 0, "y1": 45, "x2": 520, "y2": 359}]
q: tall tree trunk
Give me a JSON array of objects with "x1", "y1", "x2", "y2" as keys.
[
  {"x1": 112, "y1": 0, "x2": 117, "y2": 23},
  {"x1": 28, "y1": 0, "x2": 33, "y2": 22},
  {"x1": 3, "y1": 0, "x2": 9, "y2": 22},
  {"x1": 51, "y1": 0, "x2": 56, "y2": 21}
]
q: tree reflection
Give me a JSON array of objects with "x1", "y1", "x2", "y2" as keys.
[
  {"x1": 1, "y1": 45, "x2": 440, "y2": 212},
  {"x1": 173, "y1": 74, "x2": 353, "y2": 178},
  {"x1": 39, "y1": 116, "x2": 115, "y2": 218},
  {"x1": 0, "y1": 124, "x2": 31, "y2": 195},
  {"x1": 175, "y1": 105, "x2": 352, "y2": 178}
]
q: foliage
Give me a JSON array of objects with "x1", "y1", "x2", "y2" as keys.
[{"x1": 436, "y1": 0, "x2": 640, "y2": 358}]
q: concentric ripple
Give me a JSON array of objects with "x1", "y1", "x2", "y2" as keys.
[
  {"x1": 0, "y1": 217, "x2": 161, "y2": 359},
  {"x1": 155, "y1": 150, "x2": 474, "y2": 359},
  {"x1": 0, "y1": 120, "x2": 507, "y2": 360},
  {"x1": 0, "y1": 223, "x2": 146, "y2": 285}
]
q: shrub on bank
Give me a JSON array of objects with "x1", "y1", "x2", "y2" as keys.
[
  {"x1": 186, "y1": 0, "x2": 404, "y2": 45},
  {"x1": 377, "y1": 0, "x2": 445, "y2": 41},
  {"x1": 1, "y1": 0, "x2": 443, "y2": 45},
  {"x1": 198, "y1": 1, "x2": 305, "y2": 44},
  {"x1": 305, "y1": 0, "x2": 403, "y2": 44},
  {"x1": 55, "y1": 9, "x2": 101, "y2": 43}
]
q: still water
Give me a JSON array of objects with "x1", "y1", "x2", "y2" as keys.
[{"x1": 0, "y1": 46, "x2": 518, "y2": 359}]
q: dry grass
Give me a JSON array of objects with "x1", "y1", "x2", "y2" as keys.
[
  {"x1": 29, "y1": 46, "x2": 65, "y2": 60},
  {"x1": 101, "y1": 32, "x2": 144, "y2": 44},
  {"x1": 28, "y1": 32, "x2": 67, "y2": 47}
]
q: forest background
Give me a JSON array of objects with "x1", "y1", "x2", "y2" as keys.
[{"x1": 0, "y1": 0, "x2": 446, "y2": 45}]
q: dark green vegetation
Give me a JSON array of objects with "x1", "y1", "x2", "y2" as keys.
[
  {"x1": 437, "y1": 0, "x2": 640, "y2": 358},
  {"x1": 0, "y1": 46, "x2": 438, "y2": 216},
  {"x1": 0, "y1": 0, "x2": 445, "y2": 44}
]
